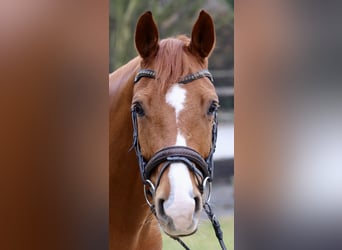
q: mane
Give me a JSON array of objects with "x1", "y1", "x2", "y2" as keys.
[{"x1": 146, "y1": 35, "x2": 199, "y2": 93}]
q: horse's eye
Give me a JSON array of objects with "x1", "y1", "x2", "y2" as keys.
[
  {"x1": 207, "y1": 101, "x2": 219, "y2": 115},
  {"x1": 133, "y1": 102, "x2": 145, "y2": 116}
]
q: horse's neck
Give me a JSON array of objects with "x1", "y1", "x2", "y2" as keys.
[{"x1": 109, "y1": 58, "x2": 162, "y2": 250}]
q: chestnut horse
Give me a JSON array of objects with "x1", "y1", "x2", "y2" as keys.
[{"x1": 110, "y1": 11, "x2": 222, "y2": 249}]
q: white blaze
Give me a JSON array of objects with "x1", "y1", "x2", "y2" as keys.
[
  {"x1": 165, "y1": 84, "x2": 186, "y2": 122},
  {"x1": 164, "y1": 84, "x2": 195, "y2": 231},
  {"x1": 165, "y1": 84, "x2": 187, "y2": 147},
  {"x1": 175, "y1": 133, "x2": 187, "y2": 146}
]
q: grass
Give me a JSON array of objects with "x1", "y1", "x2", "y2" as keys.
[{"x1": 162, "y1": 216, "x2": 234, "y2": 250}]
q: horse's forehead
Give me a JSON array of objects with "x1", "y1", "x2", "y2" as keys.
[{"x1": 135, "y1": 81, "x2": 214, "y2": 103}]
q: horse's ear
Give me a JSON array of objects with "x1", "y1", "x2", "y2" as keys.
[
  {"x1": 189, "y1": 10, "x2": 215, "y2": 58},
  {"x1": 135, "y1": 11, "x2": 159, "y2": 59}
]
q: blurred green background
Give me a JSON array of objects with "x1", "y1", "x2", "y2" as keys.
[{"x1": 162, "y1": 217, "x2": 234, "y2": 249}]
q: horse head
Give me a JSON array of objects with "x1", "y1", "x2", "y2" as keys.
[{"x1": 132, "y1": 10, "x2": 218, "y2": 237}]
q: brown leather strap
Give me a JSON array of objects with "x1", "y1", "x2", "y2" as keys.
[
  {"x1": 134, "y1": 69, "x2": 213, "y2": 85},
  {"x1": 144, "y1": 146, "x2": 209, "y2": 179}
]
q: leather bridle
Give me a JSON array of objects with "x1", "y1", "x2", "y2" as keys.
[{"x1": 131, "y1": 69, "x2": 227, "y2": 250}]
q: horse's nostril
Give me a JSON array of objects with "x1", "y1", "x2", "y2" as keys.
[
  {"x1": 194, "y1": 196, "x2": 201, "y2": 213},
  {"x1": 157, "y1": 199, "x2": 166, "y2": 217}
]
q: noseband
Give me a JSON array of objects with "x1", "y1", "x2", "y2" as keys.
[{"x1": 131, "y1": 69, "x2": 227, "y2": 250}]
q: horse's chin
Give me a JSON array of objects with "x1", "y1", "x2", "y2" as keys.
[
  {"x1": 157, "y1": 216, "x2": 199, "y2": 237},
  {"x1": 164, "y1": 227, "x2": 198, "y2": 238}
]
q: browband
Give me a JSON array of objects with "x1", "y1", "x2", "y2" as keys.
[
  {"x1": 178, "y1": 69, "x2": 214, "y2": 84},
  {"x1": 134, "y1": 69, "x2": 156, "y2": 83},
  {"x1": 134, "y1": 69, "x2": 214, "y2": 84}
]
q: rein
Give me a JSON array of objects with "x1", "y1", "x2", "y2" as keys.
[{"x1": 131, "y1": 69, "x2": 227, "y2": 250}]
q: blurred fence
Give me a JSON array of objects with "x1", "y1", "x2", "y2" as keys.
[
  {"x1": 211, "y1": 69, "x2": 234, "y2": 111},
  {"x1": 212, "y1": 68, "x2": 234, "y2": 180}
]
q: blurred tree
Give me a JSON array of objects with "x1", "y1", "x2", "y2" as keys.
[
  {"x1": 109, "y1": 0, "x2": 144, "y2": 70},
  {"x1": 226, "y1": 0, "x2": 234, "y2": 10}
]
